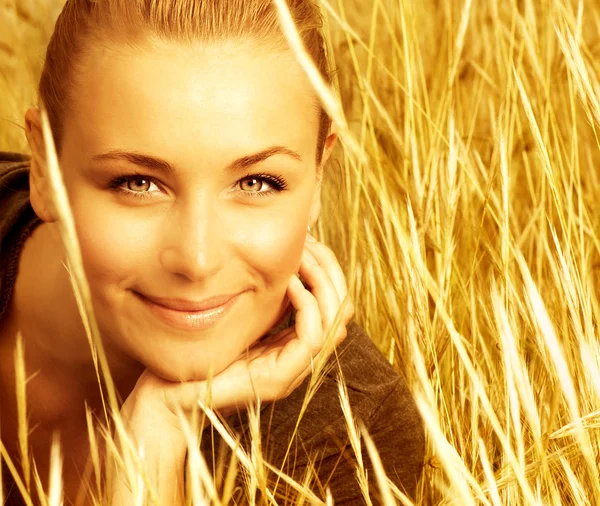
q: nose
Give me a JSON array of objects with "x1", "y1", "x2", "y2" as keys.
[{"x1": 158, "y1": 199, "x2": 226, "y2": 281}]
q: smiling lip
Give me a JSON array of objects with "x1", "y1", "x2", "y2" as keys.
[
  {"x1": 134, "y1": 291, "x2": 245, "y2": 330},
  {"x1": 139, "y1": 292, "x2": 241, "y2": 311}
]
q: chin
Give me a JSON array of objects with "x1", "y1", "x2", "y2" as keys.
[
  {"x1": 155, "y1": 370, "x2": 207, "y2": 383},
  {"x1": 145, "y1": 365, "x2": 208, "y2": 383},
  {"x1": 144, "y1": 351, "x2": 232, "y2": 383}
]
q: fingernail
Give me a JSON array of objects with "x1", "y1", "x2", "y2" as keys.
[
  {"x1": 302, "y1": 249, "x2": 319, "y2": 265},
  {"x1": 305, "y1": 233, "x2": 317, "y2": 242}
]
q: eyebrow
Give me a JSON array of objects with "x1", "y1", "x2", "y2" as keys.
[{"x1": 90, "y1": 146, "x2": 303, "y2": 173}]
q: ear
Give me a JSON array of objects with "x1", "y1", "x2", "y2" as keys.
[
  {"x1": 320, "y1": 120, "x2": 338, "y2": 168},
  {"x1": 25, "y1": 108, "x2": 58, "y2": 223},
  {"x1": 308, "y1": 122, "x2": 338, "y2": 227},
  {"x1": 309, "y1": 121, "x2": 338, "y2": 228}
]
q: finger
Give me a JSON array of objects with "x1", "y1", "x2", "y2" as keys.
[
  {"x1": 299, "y1": 247, "x2": 340, "y2": 331},
  {"x1": 305, "y1": 240, "x2": 355, "y2": 328},
  {"x1": 242, "y1": 327, "x2": 296, "y2": 361},
  {"x1": 165, "y1": 340, "x2": 305, "y2": 416},
  {"x1": 286, "y1": 273, "x2": 322, "y2": 356},
  {"x1": 342, "y1": 295, "x2": 355, "y2": 323},
  {"x1": 161, "y1": 363, "x2": 264, "y2": 416},
  {"x1": 217, "y1": 275, "x2": 321, "y2": 407},
  {"x1": 304, "y1": 238, "x2": 348, "y2": 300},
  {"x1": 300, "y1": 248, "x2": 354, "y2": 350},
  {"x1": 161, "y1": 379, "x2": 209, "y2": 415},
  {"x1": 304, "y1": 240, "x2": 354, "y2": 324}
]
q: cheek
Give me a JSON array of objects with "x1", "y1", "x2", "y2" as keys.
[
  {"x1": 235, "y1": 213, "x2": 307, "y2": 282},
  {"x1": 70, "y1": 199, "x2": 153, "y2": 285}
]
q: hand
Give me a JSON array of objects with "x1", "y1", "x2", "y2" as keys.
[
  {"x1": 201, "y1": 233, "x2": 355, "y2": 411},
  {"x1": 110, "y1": 234, "x2": 354, "y2": 503}
]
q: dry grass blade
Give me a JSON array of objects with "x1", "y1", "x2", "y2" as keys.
[
  {"x1": 0, "y1": 442, "x2": 3, "y2": 506},
  {"x1": 477, "y1": 438, "x2": 502, "y2": 506},
  {"x1": 0, "y1": 442, "x2": 35, "y2": 506},
  {"x1": 13, "y1": 333, "x2": 31, "y2": 493},
  {"x1": 196, "y1": 401, "x2": 252, "y2": 472},
  {"x1": 360, "y1": 423, "x2": 396, "y2": 506},
  {"x1": 171, "y1": 402, "x2": 218, "y2": 506},
  {"x1": 260, "y1": 461, "x2": 326, "y2": 506},
  {"x1": 30, "y1": 461, "x2": 48, "y2": 506},
  {"x1": 84, "y1": 404, "x2": 103, "y2": 500},
  {"x1": 108, "y1": 406, "x2": 161, "y2": 506},
  {"x1": 47, "y1": 433, "x2": 63, "y2": 506},
  {"x1": 39, "y1": 107, "x2": 120, "y2": 427},
  {"x1": 337, "y1": 379, "x2": 373, "y2": 505},
  {"x1": 272, "y1": 0, "x2": 365, "y2": 164},
  {"x1": 219, "y1": 447, "x2": 239, "y2": 505},
  {"x1": 414, "y1": 394, "x2": 482, "y2": 506},
  {"x1": 516, "y1": 249, "x2": 600, "y2": 502}
]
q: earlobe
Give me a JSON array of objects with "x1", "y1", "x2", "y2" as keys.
[
  {"x1": 25, "y1": 108, "x2": 59, "y2": 223},
  {"x1": 28, "y1": 170, "x2": 58, "y2": 223}
]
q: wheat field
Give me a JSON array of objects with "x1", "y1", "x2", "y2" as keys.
[{"x1": 3, "y1": 0, "x2": 600, "y2": 504}]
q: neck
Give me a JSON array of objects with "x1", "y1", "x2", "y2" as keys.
[{"x1": 0, "y1": 222, "x2": 144, "y2": 428}]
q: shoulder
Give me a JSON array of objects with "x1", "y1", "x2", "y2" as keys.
[
  {"x1": 0, "y1": 151, "x2": 40, "y2": 324},
  {"x1": 258, "y1": 319, "x2": 423, "y2": 451},
  {"x1": 0, "y1": 151, "x2": 31, "y2": 170},
  {"x1": 333, "y1": 318, "x2": 405, "y2": 397},
  {"x1": 0, "y1": 151, "x2": 35, "y2": 233},
  {"x1": 334, "y1": 322, "x2": 424, "y2": 438},
  {"x1": 253, "y1": 320, "x2": 425, "y2": 501},
  {"x1": 0, "y1": 151, "x2": 31, "y2": 189},
  {"x1": 0, "y1": 152, "x2": 30, "y2": 164}
]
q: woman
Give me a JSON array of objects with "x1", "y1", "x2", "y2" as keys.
[{"x1": 0, "y1": 0, "x2": 425, "y2": 504}]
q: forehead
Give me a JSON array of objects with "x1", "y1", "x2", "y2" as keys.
[{"x1": 63, "y1": 37, "x2": 319, "y2": 166}]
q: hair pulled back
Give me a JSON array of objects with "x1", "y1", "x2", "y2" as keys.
[{"x1": 38, "y1": 0, "x2": 333, "y2": 165}]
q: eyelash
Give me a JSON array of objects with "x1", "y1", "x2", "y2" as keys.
[{"x1": 107, "y1": 171, "x2": 289, "y2": 201}]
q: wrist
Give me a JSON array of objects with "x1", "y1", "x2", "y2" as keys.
[
  {"x1": 119, "y1": 398, "x2": 189, "y2": 455},
  {"x1": 112, "y1": 410, "x2": 188, "y2": 506}
]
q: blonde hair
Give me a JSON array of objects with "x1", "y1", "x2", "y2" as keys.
[{"x1": 38, "y1": 0, "x2": 333, "y2": 165}]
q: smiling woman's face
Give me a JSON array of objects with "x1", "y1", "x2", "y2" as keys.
[{"x1": 55, "y1": 37, "x2": 324, "y2": 381}]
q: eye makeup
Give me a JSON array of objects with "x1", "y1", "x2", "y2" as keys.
[{"x1": 107, "y1": 171, "x2": 289, "y2": 201}]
